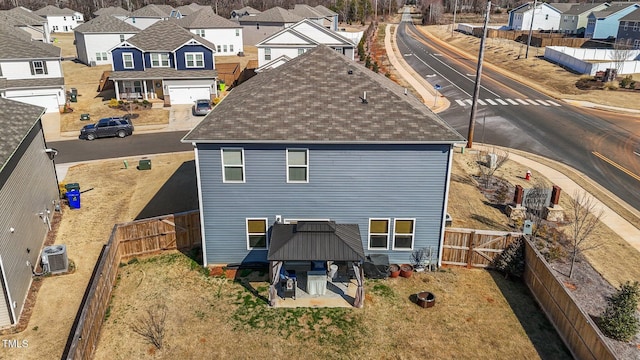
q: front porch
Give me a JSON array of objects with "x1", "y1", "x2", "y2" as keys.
[{"x1": 113, "y1": 79, "x2": 165, "y2": 102}]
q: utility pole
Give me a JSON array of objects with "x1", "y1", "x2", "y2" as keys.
[
  {"x1": 466, "y1": 0, "x2": 491, "y2": 149},
  {"x1": 451, "y1": 0, "x2": 458, "y2": 37},
  {"x1": 525, "y1": 0, "x2": 537, "y2": 59}
]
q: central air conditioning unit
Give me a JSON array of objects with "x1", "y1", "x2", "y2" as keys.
[{"x1": 41, "y1": 244, "x2": 68, "y2": 274}]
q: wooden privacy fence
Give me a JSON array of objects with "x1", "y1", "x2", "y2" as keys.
[
  {"x1": 61, "y1": 211, "x2": 200, "y2": 360},
  {"x1": 483, "y1": 29, "x2": 590, "y2": 48},
  {"x1": 441, "y1": 228, "x2": 521, "y2": 268},
  {"x1": 523, "y1": 238, "x2": 617, "y2": 360}
]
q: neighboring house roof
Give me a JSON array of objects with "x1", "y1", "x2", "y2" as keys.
[
  {"x1": 314, "y1": 5, "x2": 338, "y2": 17},
  {"x1": 255, "y1": 54, "x2": 292, "y2": 72},
  {"x1": 0, "y1": 30, "x2": 61, "y2": 59},
  {"x1": 257, "y1": 19, "x2": 355, "y2": 47},
  {"x1": 130, "y1": 4, "x2": 174, "y2": 18},
  {"x1": 547, "y1": 3, "x2": 575, "y2": 13},
  {"x1": 175, "y1": 3, "x2": 207, "y2": 16},
  {"x1": 109, "y1": 68, "x2": 217, "y2": 80},
  {"x1": 125, "y1": 20, "x2": 216, "y2": 52},
  {"x1": 290, "y1": 4, "x2": 325, "y2": 19},
  {"x1": 0, "y1": 14, "x2": 35, "y2": 41},
  {"x1": 183, "y1": 45, "x2": 465, "y2": 143},
  {"x1": 232, "y1": 6, "x2": 261, "y2": 16},
  {"x1": 34, "y1": 5, "x2": 77, "y2": 16},
  {"x1": 174, "y1": 7, "x2": 240, "y2": 29},
  {"x1": 74, "y1": 15, "x2": 140, "y2": 34},
  {"x1": 6, "y1": 6, "x2": 47, "y2": 24},
  {"x1": 563, "y1": 2, "x2": 608, "y2": 16},
  {"x1": 0, "y1": 97, "x2": 45, "y2": 170},
  {"x1": 619, "y1": 7, "x2": 640, "y2": 21},
  {"x1": 268, "y1": 221, "x2": 366, "y2": 261},
  {"x1": 94, "y1": 6, "x2": 130, "y2": 17},
  {"x1": 246, "y1": 7, "x2": 303, "y2": 23},
  {"x1": 3, "y1": 77, "x2": 65, "y2": 89},
  {"x1": 591, "y1": 3, "x2": 639, "y2": 18},
  {"x1": 512, "y1": 2, "x2": 566, "y2": 14}
]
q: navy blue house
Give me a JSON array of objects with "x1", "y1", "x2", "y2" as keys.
[
  {"x1": 182, "y1": 45, "x2": 465, "y2": 270},
  {"x1": 109, "y1": 20, "x2": 218, "y2": 106}
]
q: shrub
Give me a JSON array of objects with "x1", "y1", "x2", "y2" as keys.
[
  {"x1": 108, "y1": 98, "x2": 119, "y2": 108},
  {"x1": 599, "y1": 281, "x2": 640, "y2": 341},
  {"x1": 493, "y1": 237, "x2": 525, "y2": 279},
  {"x1": 603, "y1": 81, "x2": 619, "y2": 90},
  {"x1": 212, "y1": 97, "x2": 221, "y2": 105},
  {"x1": 619, "y1": 75, "x2": 633, "y2": 88}
]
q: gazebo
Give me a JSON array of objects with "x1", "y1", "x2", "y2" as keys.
[{"x1": 267, "y1": 221, "x2": 366, "y2": 308}]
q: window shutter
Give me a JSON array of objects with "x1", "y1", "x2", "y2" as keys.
[
  {"x1": 30, "y1": 61, "x2": 35, "y2": 75},
  {"x1": 43, "y1": 61, "x2": 48, "y2": 75}
]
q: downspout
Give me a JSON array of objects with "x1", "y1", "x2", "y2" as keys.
[
  {"x1": 437, "y1": 145, "x2": 455, "y2": 268},
  {"x1": 193, "y1": 143, "x2": 209, "y2": 267}
]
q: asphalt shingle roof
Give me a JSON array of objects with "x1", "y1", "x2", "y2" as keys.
[
  {"x1": 2, "y1": 77, "x2": 64, "y2": 90},
  {"x1": 94, "y1": 6, "x2": 130, "y2": 17},
  {"x1": 174, "y1": 7, "x2": 240, "y2": 29},
  {"x1": 131, "y1": 4, "x2": 174, "y2": 18},
  {"x1": 0, "y1": 16, "x2": 33, "y2": 41},
  {"x1": 243, "y1": 7, "x2": 302, "y2": 23},
  {"x1": 183, "y1": 45, "x2": 465, "y2": 144},
  {"x1": 314, "y1": 5, "x2": 338, "y2": 17},
  {"x1": 290, "y1": 4, "x2": 325, "y2": 19},
  {"x1": 0, "y1": 30, "x2": 61, "y2": 59},
  {"x1": 547, "y1": 3, "x2": 575, "y2": 13},
  {"x1": 125, "y1": 20, "x2": 216, "y2": 52},
  {"x1": 0, "y1": 97, "x2": 45, "y2": 169},
  {"x1": 34, "y1": 5, "x2": 76, "y2": 16},
  {"x1": 592, "y1": 3, "x2": 639, "y2": 18},
  {"x1": 563, "y1": 2, "x2": 608, "y2": 16},
  {"x1": 232, "y1": 6, "x2": 261, "y2": 15},
  {"x1": 109, "y1": 68, "x2": 217, "y2": 80},
  {"x1": 620, "y1": 7, "x2": 640, "y2": 21},
  {"x1": 6, "y1": 7, "x2": 47, "y2": 24},
  {"x1": 74, "y1": 15, "x2": 140, "y2": 34},
  {"x1": 175, "y1": 3, "x2": 207, "y2": 16}
]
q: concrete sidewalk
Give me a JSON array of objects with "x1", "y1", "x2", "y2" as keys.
[{"x1": 384, "y1": 22, "x2": 640, "y2": 251}]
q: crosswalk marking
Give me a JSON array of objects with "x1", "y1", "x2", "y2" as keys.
[{"x1": 453, "y1": 98, "x2": 563, "y2": 108}]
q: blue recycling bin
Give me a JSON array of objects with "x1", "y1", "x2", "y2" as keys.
[{"x1": 67, "y1": 189, "x2": 81, "y2": 209}]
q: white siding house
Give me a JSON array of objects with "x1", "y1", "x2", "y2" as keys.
[
  {"x1": 34, "y1": 5, "x2": 83, "y2": 33},
  {"x1": 175, "y1": 7, "x2": 244, "y2": 56},
  {"x1": 74, "y1": 15, "x2": 139, "y2": 66},
  {"x1": 508, "y1": 2, "x2": 571, "y2": 31},
  {"x1": 124, "y1": 4, "x2": 175, "y2": 30},
  {"x1": 0, "y1": 30, "x2": 65, "y2": 113}
]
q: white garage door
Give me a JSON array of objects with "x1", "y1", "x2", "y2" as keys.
[
  {"x1": 168, "y1": 86, "x2": 211, "y2": 105},
  {"x1": 7, "y1": 94, "x2": 60, "y2": 113}
]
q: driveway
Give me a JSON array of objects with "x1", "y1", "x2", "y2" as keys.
[{"x1": 167, "y1": 104, "x2": 204, "y2": 132}]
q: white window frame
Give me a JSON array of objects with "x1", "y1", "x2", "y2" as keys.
[
  {"x1": 196, "y1": 29, "x2": 205, "y2": 37},
  {"x1": 265, "y1": 47, "x2": 271, "y2": 61},
  {"x1": 119, "y1": 34, "x2": 125, "y2": 42},
  {"x1": 151, "y1": 53, "x2": 169, "y2": 67},
  {"x1": 122, "y1": 52, "x2": 134, "y2": 69},
  {"x1": 634, "y1": 22, "x2": 639, "y2": 31},
  {"x1": 368, "y1": 218, "x2": 391, "y2": 250},
  {"x1": 230, "y1": 44, "x2": 234, "y2": 53},
  {"x1": 634, "y1": 39, "x2": 640, "y2": 49},
  {"x1": 221, "y1": 148, "x2": 245, "y2": 183},
  {"x1": 298, "y1": 48, "x2": 305, "y2": 55},
  {"x1": 622, "y1": 22, "x2": 628, "y2": 31},
  {"x1": 286, "y1": 148, "x2": 308, "y2": 183},
  {"x1": 223, "y1": 45, "x2": 227, "y2": 52},
  {"x1": 392, "y1": 218, "x2": 415, "y2": 251},
  {"x1": 185, "y1": 52, "x2": 204, "y2": 68},
  {"x1": 246, "y1": 218, "x2": 268, "y2": 250},
  {"x1": 235, "y1": 29, "x2": 240, "y2": 36}
]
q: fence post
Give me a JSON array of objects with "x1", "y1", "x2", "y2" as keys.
[{"x1": 466, "y1": 231, "x2": 475, "y2": 268}]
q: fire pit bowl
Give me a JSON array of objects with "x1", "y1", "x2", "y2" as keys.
[{"x1": 416, "y1": 291, "x2": 436, "y2": 308}]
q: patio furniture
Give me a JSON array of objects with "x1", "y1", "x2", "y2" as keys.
[{"x1": 307, "y1": 270, "x2": 327, "y2": 295}]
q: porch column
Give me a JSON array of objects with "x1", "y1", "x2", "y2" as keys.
[
  {"x1": 352, "y1": 262, "x2": 364, "y2": 308},
  {"x1": 268, "y1": 261, "x2": 283, "y2": 306},
  {"x1": 142, "y1": 80, "x2": 148, "y2": 100},
  {"x1": 114, "y1": 81, "x2": 120, "y2": 101}
]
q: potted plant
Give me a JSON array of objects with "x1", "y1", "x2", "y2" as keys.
[
  {"x1": 389, "y1": 264, "x2": 401, "y2": 278},
  {"x1": 400, "y1": 264, "x2": 413, "y2": 278},
  {"x1": 411, "y1": 248, "x2": 428, "y2": 272}
]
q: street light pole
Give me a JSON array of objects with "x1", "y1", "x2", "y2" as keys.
[
  {"x1": 451, "y1": 0, "x2": 458, "y2": 37},
  {"x1": 525, "y1": 0, "x2": 537, "y2": 59},
  {"x1": 466, "y1": 0, "x2": 491, "y2": 149}
]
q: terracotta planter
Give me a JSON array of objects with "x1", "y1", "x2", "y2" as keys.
[
  {"x1": 389, "y1": 264, "x2": 401, "y2": 278},
  {"x1": 416, "y1": 291, "x2": 436, "y2": 308},
  {"x1": 400, "y1": 264, "x2": 413, "y2": 278}
]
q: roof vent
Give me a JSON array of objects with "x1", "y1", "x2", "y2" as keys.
[
  {"x1": 347, "y1": 68, "x2": 353, "y2": 75},
  {"x1": 360, "y1": 91, "x2": 368, "y2": 104},
  {"x1": 404, "y1": 88, "x2": 408, "y2": 95}
]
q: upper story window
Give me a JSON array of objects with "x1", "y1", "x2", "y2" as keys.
[
  {"x1": 368, "y1": 219, "x2": 390, "y2": 250},
  {"x1": 185, "y1": 52, "x2": 204, "y2": 68},
  {"x1": 393, "y1": 219, "x2": 415, "y2": 250},
  {"x1": 151, "y1": 53, "x2": 169, "y2": 67},
  {"x1": 265, "y1": 48, "x2": 271, "y2": 61},
  {"x1": 545, "y1": 14, "x2": 549, "y2": 20},
  {"x1": 286, "y1": 149, "x2": 308, "y2": 183},
  {"x1": 223, "y1": 45, "x2": 227, "y2": 52},
  {"x1": 30, "y1": 60, "x2": 47, "y2": 75},
  {"x1": 298, "y1": 48, "x2": 305, "y2": 56},
  {"x1": 246, "y1": 218, "x2": 268, "y2": 250},
  {"x1": 196, "y1": 29, "x2": 205, "y2": 37},
  {"x1": 122, "y1": 53, "x2": 134, "y2": 69},
  {"x1": 63, "y1": 16, "x2": 66, "y2": 21},
  {"x1": 634, "y1": 39, "x2": 640, "y2": 49},
  {"x1": 120, "y1": 34, "x2": 125, "y2": 42},
  {"x1": 217, "y1": 45, "x2": 221, "y2": 52},
  {"x1": 236, "y1": 29, "x2": 240, "y2": 36},
  {"x1": 230, "y1": 44, "x2": 234, "y2": 53},
  {"x1": 634, "y1": 22, "x2": 639, "y2": 31},
  {"x1": 221, "y1": 148, "x2": 244, "y2": 182}
]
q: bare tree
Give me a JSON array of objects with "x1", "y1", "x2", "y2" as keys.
[
  {"x1": 476, "y1": 147, "x2": 509, "y2": 189},
  {"x1": 610, "y1": 39, "x2": 633, "y2": 77},
  {"x1": 523, "y1": 178, "x2": 549, "y2": 239},
  {"x1": 130, "y1": 304, "x2": 168, "y2": 349},
  {"x1": 566, "y1": 190, "x2": 603, "y2": 278}
]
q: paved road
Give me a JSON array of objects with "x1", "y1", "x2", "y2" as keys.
[
  {"x1": 397, "y1": 10, "x2": 640, "y2": 211},
  {"x1": 49, "y1": 131, "x2": 192, "y2": 164}
]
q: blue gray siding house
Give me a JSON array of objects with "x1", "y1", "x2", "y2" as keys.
[
  {"x1": 585, "y1": 3, "x2": 640, "y2": 39},
  {"x1": 109, "y1": 20, "x2": 218, "y2": 106},
  {"x1": 182, "y1": 45, "x2": 465, "y2": 269}
]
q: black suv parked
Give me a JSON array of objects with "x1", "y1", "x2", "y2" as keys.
[{"x1": 79, "y1": 117, "x2": 134, "y2": 140}]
